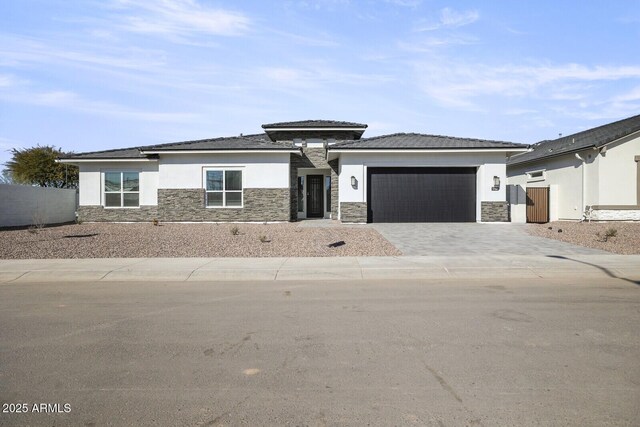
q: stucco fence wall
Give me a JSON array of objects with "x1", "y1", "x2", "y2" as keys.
[{"x1": 0, "y1": 184, "x2": 78, "y2": 227}]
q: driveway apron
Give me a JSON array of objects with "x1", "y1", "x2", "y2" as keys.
[{"x1": 370, "y1": 223, "x2": 608, "y2": 256}]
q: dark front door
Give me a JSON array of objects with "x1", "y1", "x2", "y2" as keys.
[
  {"x1": 367, "y1": 167, "x2": 477, "y2": 223},
  {"x1": 307, "y1": 175, "x2": 324, "y2": 218}
]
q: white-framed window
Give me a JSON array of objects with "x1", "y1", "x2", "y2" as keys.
[
  {"x1": 526, "y1": 169, "x2": 546, "y2": 182},
  {"x1": 104, "y1": 171, "x2": 140, "y2": 208},
  {"x1": 204, "y1": 168, "x2": 243, "y2": 208}
]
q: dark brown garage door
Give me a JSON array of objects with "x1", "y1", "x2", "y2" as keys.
[{"x1": 367, "y1": 167, "x2": 477, "y2": 223}]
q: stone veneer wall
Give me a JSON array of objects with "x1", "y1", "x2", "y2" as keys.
[
  {"x1": 78, "y1": 188, "x2": 290, "y2": 222},
  {"x1": 340, "y1": 202, "x2": 368, "y2": 223},
  {"x1": 590, "y1": 209, "x2": 640, "y2": 221},
  {"x1": 328, "y1": 159, "x2": 339, "y2": 218},
  {"x1": 78, "y1": 205, "x2": 158, "y2": 222},
  {"x1": 481, "y1": 201, "x2": 509, "y2": 222},
  {"x1": 158, "y1": 188, "x2": 290, "y2": 222}
]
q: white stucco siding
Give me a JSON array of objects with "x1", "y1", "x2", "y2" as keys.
[
  {"x1": 158, "y1": 153, "x2": 290, "y2": 189},
  {"x1": 338, "y1": 152, "x2": 508, "y2": 221},
  {"x1": 507, "y1": 149, "x2": 591, "y2": 222},
  {"x1": 78, "y1": 162, "x2": 159, "y2": 206},
  {"x1": 597, "y1": 133, "x2": 640, "y2": 205}
]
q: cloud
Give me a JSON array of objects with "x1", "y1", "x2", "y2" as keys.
[
  {"x1": 110, "y1": 0, "x2": 251, "y2": 39},
  {"x1": 385, "y1": 0, "x2": 422, "y2": 7},
  {"x1": 258, "y1": 65, "x2": 394, "y2": 89},
  {"x1": 416, "y1": 7, "x2": 479, "y2": 31},
  {"x1": 398, "y1": 34, "x2": 478, "y2": 51},
  {"x1": 0, "y1": 35, "x2": 167, "y2": 70},
  {"x1": 1, "y1": 88, "x2": 199, "y2": 123},
  {"x1": 412, "y1": 61, "x2": 640, "y2": 110}
]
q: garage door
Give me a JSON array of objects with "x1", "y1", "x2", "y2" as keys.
[{"x1": 367, "y1": 167, "x2": 476, "y2": 223}]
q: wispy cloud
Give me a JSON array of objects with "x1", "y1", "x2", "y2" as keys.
[
  {"x1": 109, "y1": 0, "x2": 251, "y2": 39},
  {"x1": 398, "y1": 34, "x2": 477, "y2": 51},
  {"x1": 258, "y1": 64, "x2": 393, "y2": 89},
  {"x1": 416, "y1": 7, "x2": 479, "y2": 31},
  {"x1": 0, "y1": 35, "x2": 167, "y2": 70},
  {"x1": 413, "y1": 61, "x2": 640, "y2": 109},
  {"x1": 385, "y1": 0, "x2": 422, "y2": 7},
  {"x1": 2, "y1": 88, "x2": 199, "y2": 122}
]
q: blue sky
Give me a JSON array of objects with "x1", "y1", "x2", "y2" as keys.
[{"x1": 1, "y1": 0, "x2": 639, "y2": 165}]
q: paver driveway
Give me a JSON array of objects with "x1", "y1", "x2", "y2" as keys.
[{"x1": 371, "y1": 223, "x2": 608, "y2": 256}]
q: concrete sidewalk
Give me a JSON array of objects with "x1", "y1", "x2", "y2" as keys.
[{"x1": 1, "y1": 255, "x2": 639, "y2": 283}]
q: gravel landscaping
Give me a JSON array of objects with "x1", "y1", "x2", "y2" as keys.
[
  {"x1": 527, "y1": 221, "x2": 640, "y2": 254},
  {"x1": 0, "y1": 222, "x2": 401, "y2": 259}
]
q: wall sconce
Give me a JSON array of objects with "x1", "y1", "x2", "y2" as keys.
[
  {"x1": 351, "y1": 176, "x2": 358, "y2": 189},
  {"x1": 492, "y1": 176, "x2": 500, "y2": 191}
]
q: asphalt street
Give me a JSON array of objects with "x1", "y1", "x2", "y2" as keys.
[{"x1": 0, "y1": 276, "x2": 638, "y2": 426}]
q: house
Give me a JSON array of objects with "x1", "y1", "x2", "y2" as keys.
[
  {"x1": 507, "y1": 114, "x2": 640, "y2": 223},
  {"x1": 58, "y1": 120, "x2": 527, "y2": 223}
]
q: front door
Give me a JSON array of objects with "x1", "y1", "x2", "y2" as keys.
[{"x1": 307, "y1": 175, "x2": 324, "y2": 218}]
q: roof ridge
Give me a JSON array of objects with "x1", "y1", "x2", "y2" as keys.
[{"x1": 544, "y1": 113, "x2": 640, "y2": 144}]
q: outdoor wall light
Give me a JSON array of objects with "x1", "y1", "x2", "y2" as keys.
[
  {"x1": 351, "y1": 176, "x2": 358, "y2": 189},
  {"x1": 492, "y1": 176, "x2": 500, "y2": 191}
]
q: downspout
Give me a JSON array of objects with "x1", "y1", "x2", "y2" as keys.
[{"x1": 575, "y1": 151, "x2": 587, "y2": 215}]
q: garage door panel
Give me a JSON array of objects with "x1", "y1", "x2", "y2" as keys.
[{"x1": 367, "y1": 167, "x2": 476, "y2": 223}]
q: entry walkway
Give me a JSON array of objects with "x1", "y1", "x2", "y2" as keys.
[{"x1": 371, "y1": 223, "x2": 607, "y2": 256}]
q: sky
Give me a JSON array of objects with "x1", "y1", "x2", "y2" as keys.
[{"x1": 1, "y1": 0, "x2": 639, "y2": 166}]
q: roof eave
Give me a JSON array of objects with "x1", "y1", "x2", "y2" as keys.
[
  {"x1": 57, "y1": 157, "x2": 156, "y2": 163},
  {"x1": 139, "y1": 149, "x2": 301, "y2": 155},
  {"x1": 329, "y1": 147, "x2": 529, "y2": 153}
]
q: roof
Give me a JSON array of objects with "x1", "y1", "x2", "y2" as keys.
[
  {"x1": 60, "y1": 147, "x2": 148, "y2": 159},
  {"x1": 262, "y1": 120, "x2": 368, "y2": 129},
  {"x1": 329, "y1": 133, "x2": 525, "y2": 150},
  {"x1": 508, "y1": 114, "x2": 640, "y2": 166},
  {"x1": 61, "y1": 134, "x2": 295, "y2": 159},
  {"x1": 141, "y1": 134, "x2": 294, "y2": 152}
]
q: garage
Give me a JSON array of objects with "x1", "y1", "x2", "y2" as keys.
[{"x1": 366, "y1": 167, "x2": 477, "y2": 223}]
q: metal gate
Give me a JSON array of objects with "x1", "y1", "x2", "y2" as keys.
[{"x1": 526, "y1": 187, "x2": 549, "y2": 223}]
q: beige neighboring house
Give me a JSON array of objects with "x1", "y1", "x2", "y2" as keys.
[{"x1": 507, "y1": 114, "x2": 640, "y2": 222}]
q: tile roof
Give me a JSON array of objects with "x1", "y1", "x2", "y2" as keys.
[
  {"x1": 142, "y1": 134, "x2": 294, "y2": 151},
  {"x1": 329, "y1": 133, "x2": 525, "y2": 150},
  {"x1": 262, "y1": 120, "x2": 368, "y2": 129},
  {"x1": 62, "y1": 134, "x2": 295, "y2": 159},
  {"x1": 508, "y1": 114, "x2": 640, "y2": 166}
]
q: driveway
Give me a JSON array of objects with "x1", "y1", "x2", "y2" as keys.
[{"x1": 371, "y1": 223, "x2": 608, "y2": 256}]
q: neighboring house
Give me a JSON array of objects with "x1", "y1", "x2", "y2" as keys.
[
  {"x1": 507, "y1": 114, "x2": 640, "y2": 222},
  {"x1": 59, "y1": 120, "x2": 526, "y2": 223}
]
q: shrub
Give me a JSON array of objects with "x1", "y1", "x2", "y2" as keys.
[
  {"x1": 259, "y1": 235, "x2": 269, "y2": 243},
  {"x1": 230, "y1": 225, "x2": 240, "y2": 235},
  {"x1": 596, "y1": 227, "x2": 618, "y2": 242},
  {"x1": 152, "y1": 218, "x2": 159, "y2": 226}
]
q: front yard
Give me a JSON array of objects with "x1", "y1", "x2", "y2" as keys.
[
  {"x1": 0, "y1": 222, "x2": 401, "y2": 259},
  {"x1": 527, "y1": 221, "x2": 640, "y2": 254}
]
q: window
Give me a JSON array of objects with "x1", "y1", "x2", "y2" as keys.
[
  {"x1": 297, "y1": 176, "x2": 305, "y2": 212},
  {"x1": 526, "y1": 170, "x2": 546, "y2": 182},
  {"x1": 205, "y1": 169, "x2": 243, "y2": 207},
  {"x1": 325, "y1": 176, "x2": 331, "y2": 212},
  {"x1": 104, "y1": 172, "x2": 139, "y2": 208}
]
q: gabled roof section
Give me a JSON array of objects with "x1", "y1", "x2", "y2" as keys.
[
  {"x1": 329, "y1": 133, "x2": 525, "y2": 150},
  {"x1": 508, "y1": 114, "x2": 640, "y2": 166},
  {"x1": 262, "y1": 120, "x2": 367, "y2": 129}
]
